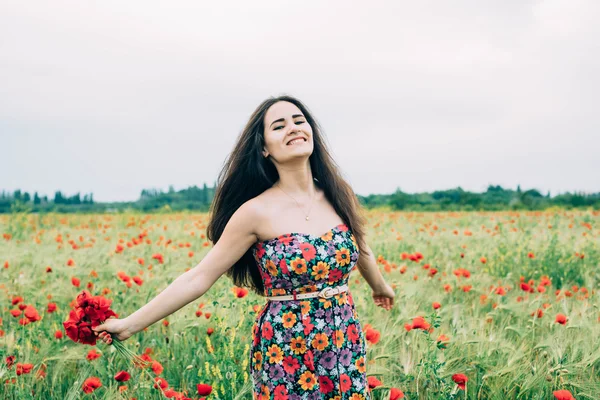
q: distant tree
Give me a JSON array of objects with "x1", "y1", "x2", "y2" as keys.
[
  {"x1": 13, "y1": 190, "x2": 22, "y2": 201},
  {"x1": 33, "y1": 192, "x2": 41, "y2": 205},
  {"x1": 202, "y1": 183, "x2": 209, "y2": 204},
  {"x1": 486, "y1": 185, "x2": 505, "y2": 193},
  {"x1": 70, "y1": 193, "x2": 81, "y2": 205},
  {"x1": 54, "y1": 191, "x2": 65, "y2": 204},
  {"x1": 23, "y1": 192, "x2": 31, "y2": 202},
  {"x1": 523, "y1": 189, "x2": 543, "y2": 198}
]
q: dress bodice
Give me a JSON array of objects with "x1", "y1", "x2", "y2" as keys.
[{"x1": 251, "y1": 223, "x2": 360, "y2": 297}]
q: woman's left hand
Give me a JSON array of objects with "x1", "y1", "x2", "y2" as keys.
[{"x1": 372, "y1": 282, "x2": 395, "y2": 311}]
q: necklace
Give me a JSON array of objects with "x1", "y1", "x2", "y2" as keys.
[{"x1": 276, "y1": 182, "x2": 316, "y2": 221}]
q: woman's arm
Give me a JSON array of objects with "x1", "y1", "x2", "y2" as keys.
[
  {"x1": 96, "y1": 201, "x2": 261, "y2": 339},
  {"x1": 356, "y1": 242, "x2": 395, "y2": 310},
  {"x1": 356, "y1": 242, "x2": 387, "y2": 290}
]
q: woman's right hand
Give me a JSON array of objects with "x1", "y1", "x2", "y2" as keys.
[{"x1": 92, "y1": 316, "x2": 134, "y2": 344}]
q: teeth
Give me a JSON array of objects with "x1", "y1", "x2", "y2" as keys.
[{"x1": 288, "y1": 138, "x2": 305, "y2": 145}]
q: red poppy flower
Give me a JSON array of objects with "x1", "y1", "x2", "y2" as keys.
[
  {"x1": 520, "y1": 283, "x2": 531, "y2": 292},
  {"x1": 114, "y1": 371, "x2": 131, "y2": 382},
  {"x1": 197, "y1": 383, "x2": 212, "y2": 396},
  {"x1": 152, "y1": 360, "x2": 164, "y2": 375},
  {"x1": 154, "y1": 377, "x2": 168, "y2": 390},
  {"x1": 233, "y1": 287, "x2": 248, "y2": 298},
  {"x1": 390, "y1": 387, "x2": 405, "y2": 399},
  {"x1": 86, "y1": 348, "x2": 101, "y2": 361},
  {"x1": 367, "y1": 376, "x2": 383, "y2": 389},
  {"x1": 82, "y1": 377, "x2": 102, "y2": 393},
  {"x1": 411, "y1": 316, "x2": 431, "y2": 331},
  {"x1": 553, "y1": 389, "x2": 575, "y2": 400},
  {"x1": 16, "y1": 363, "x2": 34, "y2": 375},
  {"x1": 452, "y1": 373, "x2": 468, "y2": 390},
  {"x1": 24, "y1": 305, "x2": 41, "y2": 322},
  {"x1": 365, "y1": 328, "x2": 381, "y2": 345},
  {"x1": 555, "y1": 314, "x2": 568, "y2": 325},
  {"x1": 63, "y1": 291, "x2": 118, "y2": 346}
]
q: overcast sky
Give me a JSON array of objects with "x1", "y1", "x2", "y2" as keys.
[{"x1": 1, "y1": 1, "x2": 598, "y2": 202}]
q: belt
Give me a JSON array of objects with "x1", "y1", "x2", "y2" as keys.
[{"x1": 266, "y1": 284, "x2": 349, "y2": 301}]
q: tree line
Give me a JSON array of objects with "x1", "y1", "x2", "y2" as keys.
[{"x1": 1, "y1": 184, "x2": 598, "y2": 214}]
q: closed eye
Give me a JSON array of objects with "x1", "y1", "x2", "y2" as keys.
[{"x1": 274, "y1": 121, "x2": 305, "y2": 130}]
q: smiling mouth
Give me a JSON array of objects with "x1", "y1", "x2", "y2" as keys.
[{"x1": 286, "y1": 138, "x2": 307, "y2": 146}]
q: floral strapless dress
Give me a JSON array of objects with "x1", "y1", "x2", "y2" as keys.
[{"x1": 249, "y1": 223, "x2": 371, "y2": 400}]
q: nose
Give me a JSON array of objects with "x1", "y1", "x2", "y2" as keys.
[{"x1": 287, "y1": 127, "x2": 303, "y2": 136}]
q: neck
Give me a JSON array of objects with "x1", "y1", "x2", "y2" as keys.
[{"x1": 275, "y1": 162, "x2": 316, "y2": 199}]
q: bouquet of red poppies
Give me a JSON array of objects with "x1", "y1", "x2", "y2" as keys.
[{"x1": 63, "y1": 290, "x2": 148, "y2": 367}]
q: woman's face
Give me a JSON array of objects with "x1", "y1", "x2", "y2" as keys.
[{"x1": 262, "y1": 101, "x2": 313, "y2": 163}]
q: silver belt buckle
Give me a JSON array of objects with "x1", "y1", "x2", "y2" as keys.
[{"x1": 318, "y1": 287, "x2": 335, "y2": 299}]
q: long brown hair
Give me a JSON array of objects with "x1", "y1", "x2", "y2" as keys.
[{"x1": 206, "y1": 94, "x2": 370, "y2": 296}]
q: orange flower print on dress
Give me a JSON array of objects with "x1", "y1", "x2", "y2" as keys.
[
  {"x1": 290, "y1": 258, "x2": 307, "y2": 274},
  {"x1": 290, "y1": 337, "x2": 307, "y2": 355},
  {"x1": 312, "y1": 333, "x2": 329, "y2": 351},
  {"x1": 336, "y1": 248, "x2": 351, "y2": 266},
  {"x1": 298, "y1": 371, "x2": 318, "y2": 390},
  {"x1": 265, "y1": 260, "x2": 279, "y2": 276},
  {"x1": 311, "y1": 261, "x2": 330, "y2": 280},
  {"x1": 267, "y1": 344, "x2": 284, "y2": 364},
  {"x1": 282, "y1": 312, "x2": 297, "y2": 329}
]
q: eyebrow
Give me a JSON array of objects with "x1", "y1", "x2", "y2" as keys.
[{"x1": 269, "y1": 114, "x2": 305, "y2": 128}]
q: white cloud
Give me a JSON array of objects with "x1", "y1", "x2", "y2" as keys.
[{"x1": 1, "y1": 0, "x2": 598, "y2": 201}]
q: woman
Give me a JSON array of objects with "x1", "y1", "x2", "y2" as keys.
[{"x1": 93, "y1": 95, "x2": 396, "y2": 399}]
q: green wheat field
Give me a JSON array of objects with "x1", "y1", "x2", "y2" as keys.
[{"x1": 1, "y1": 208, "x2": 599, "y2": 399}]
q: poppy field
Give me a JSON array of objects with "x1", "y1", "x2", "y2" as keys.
[{"x1": 1, "y1": 209, "x2": 599, "y2": 399}]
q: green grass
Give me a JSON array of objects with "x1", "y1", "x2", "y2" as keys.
[{"x1": 0, "y1": 209, "x2": 598, "y2": 399}]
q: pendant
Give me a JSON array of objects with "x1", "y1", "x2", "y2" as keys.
[{"x1": 305, "y1": 216, "x2": 310, "y2": 221}]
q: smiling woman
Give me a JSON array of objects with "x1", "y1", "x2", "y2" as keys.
[
  {"x1": 202, "y1": 94, "x2": 395, "y2": 398},
  {"x1": 93, "y1": 94, "x2": 395, "y2": 400}
]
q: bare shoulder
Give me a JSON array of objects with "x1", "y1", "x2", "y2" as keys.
[
  {"x1": 187, "y1": 195, "x2": 267, "y2": 291},
  {"x1": 243, "y1": 189, "x2": 275, "y2": 223}
]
